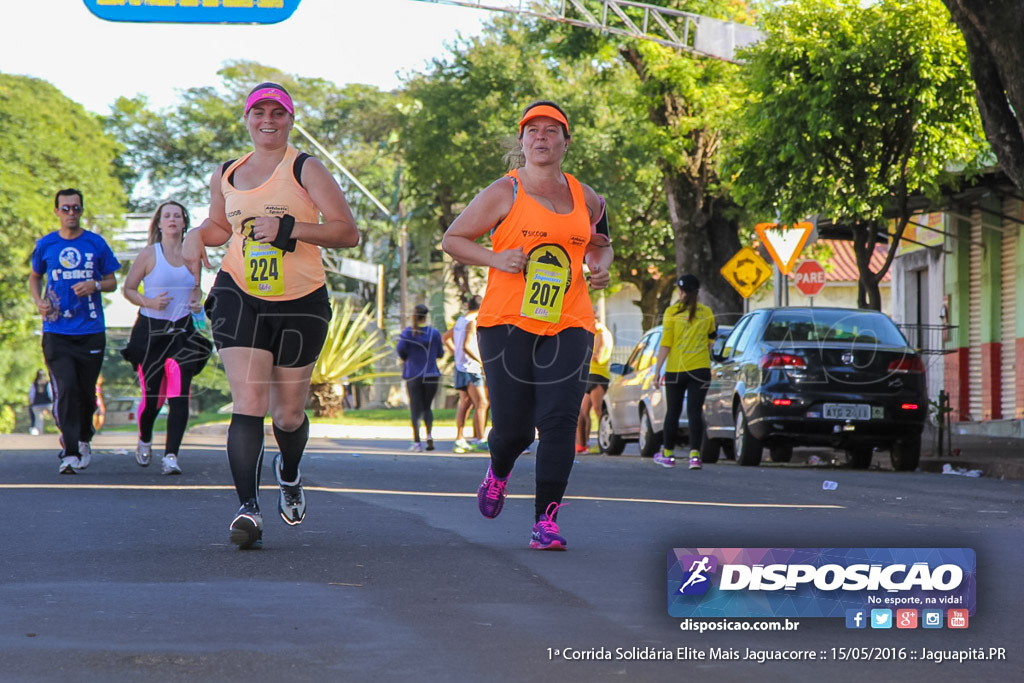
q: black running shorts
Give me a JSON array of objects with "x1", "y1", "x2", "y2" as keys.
[
  {"x1": 585, "y1": 373, "x2": 610, "y2": 393},
  {"x1": 205, "y1": 270, "x2": 331, "y2": 368}
]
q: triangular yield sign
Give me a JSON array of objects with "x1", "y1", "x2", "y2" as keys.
[{"x1": 755, "y1": 222, "x2": 814, "y2": 275}]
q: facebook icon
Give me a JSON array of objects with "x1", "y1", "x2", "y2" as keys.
[{"x1": 846, "y1": 609, "x2": 867, "y2": 629}]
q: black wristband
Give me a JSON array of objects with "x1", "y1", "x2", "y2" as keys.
[{"x1": 271, "y1": 214, "x2": 297, "y2": 253}]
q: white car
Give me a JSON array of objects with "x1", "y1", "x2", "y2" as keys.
[{"x1": 597, "y1": 325, "x2": 732, "y2": 457}]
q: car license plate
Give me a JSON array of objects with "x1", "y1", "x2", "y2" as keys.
[{"x1": 822, "y1": 403, "x2": 871, "y2": 420}]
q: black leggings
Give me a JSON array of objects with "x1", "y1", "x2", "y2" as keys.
[
  {"x1": 42, "y1": 332, "x2": 105, "y2": 457},
  {"x1": 406, "y1": 376, "x2": 440, "y2": 442},
  {"x1": 662, "y1": 368, "x2": 711, "y2": 452},
  {"x1": 135, "y1": 361, "x2": 194, "y2": 456},
  {"x1": 478, "y1": 325, "x2": 593, "y2": 519}
]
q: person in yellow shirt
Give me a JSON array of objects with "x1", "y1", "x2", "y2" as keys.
[
  {"x1": 575, "y1": 316, "x2": 614, "y2": 453},
  {"x1": 652, "y1": 274, "x2": 716, "y2": 470}
]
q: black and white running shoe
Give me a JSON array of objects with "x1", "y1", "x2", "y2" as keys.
[
  {"x1": 59, "y1": 455, "x2": 80, "y2": 475},
  {"x1": 229, "y1": 500, "x2": 263, "y2": 550},
  {"x1": 274, "y1": 454, "x2": 306, "y2": 526}
]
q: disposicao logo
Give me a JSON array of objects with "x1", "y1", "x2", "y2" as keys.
[{"x1": 667, "y1": 548, "x2": 976, "y2": 619}]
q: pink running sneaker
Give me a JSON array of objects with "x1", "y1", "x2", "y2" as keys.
[
  {"x1": 530, "y1": 501, "x2": 567, "y2": 551},
  {"x1": 653, "y1": 450, "x2": 675, "y2": 468},
  {"x1": 477, "y1": 466, "x2": 508, "y2": 519}
]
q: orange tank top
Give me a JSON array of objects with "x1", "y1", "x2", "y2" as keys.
[
  {"x1": 477, "y1": 169, "x2": 596, "y2": 335},
  {"x1": 220, "y1": 145, "x2": 325, "y2": 301}
]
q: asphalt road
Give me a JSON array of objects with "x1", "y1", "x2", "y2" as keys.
[{"x1": 1, "y1": 433, "x2": 1021, "y2": 683}]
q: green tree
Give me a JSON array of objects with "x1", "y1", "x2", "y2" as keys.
[
  {"x1": 515, "y1": 0, "x2": 755, "y2": 322},
  {"x1": 943, "y1": 1, "x2": 1024, "y2": 193},
  {"x1": 614, "y1": 4, "x2": 748, "y2": 321},
  {"x1": 728, "y1": 0, "x2": 986, "y2": 309},
  {"x1": 0, "y1": 73, "x2": 126, "y2": 422},
  {"x1": 400, "y1": 16, "x2": 680, "y2": 327}
]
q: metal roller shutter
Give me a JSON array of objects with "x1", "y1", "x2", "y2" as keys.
[
  {"x1": 1001, "y1": 199, "x2": 1019, "y2": 419},
  {"x1": 968, "y1": 210, "x2": 983, "y2": 421}
]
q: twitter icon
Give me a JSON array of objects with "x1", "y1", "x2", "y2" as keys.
[{"x1": 870, "y1": 609, "x2": 892, "y2": 629}]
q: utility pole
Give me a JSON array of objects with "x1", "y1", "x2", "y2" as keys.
[{"x1": 399, "y1": 218, "x2": 408, "y2": 328}]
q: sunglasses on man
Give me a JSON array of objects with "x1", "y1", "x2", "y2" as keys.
[{"x1": 59, "y1": 204, "x2": 83, "y2": 214}]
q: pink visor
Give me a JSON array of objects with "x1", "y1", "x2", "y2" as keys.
[{"x1": 244, "y1": 87, "x2": 294, "y2": 115}]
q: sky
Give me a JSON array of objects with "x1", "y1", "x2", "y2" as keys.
[{"x1": 2, "y1": 0, "x2": 489, "y2": 115}]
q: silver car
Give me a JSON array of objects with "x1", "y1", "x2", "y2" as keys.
[{"x1": 597, "y1": 325, "x2": 731, "y2": 457}]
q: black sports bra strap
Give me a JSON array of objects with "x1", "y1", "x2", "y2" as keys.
[
  {"x1": 292, "y1": 152, "x2": 311, "y2": 187},
  {"x1": 221, "y1": 159, "x2": 237, "y2": 185}
]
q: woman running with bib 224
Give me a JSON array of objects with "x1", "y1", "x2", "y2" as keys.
[
  {"x1": 442, "y1": 101, "x2": 613, "y2": 551},
  {"x1": 183, "y1": 83, "x2": 359, "y2": 549}
]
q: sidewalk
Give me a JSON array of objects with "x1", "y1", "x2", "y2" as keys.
[
  {"x1": 187, "y1": 422, "x2": 462, "y2": 441},
  {"x1": 915, "y1": 424, "x2": 1024, "y2": 481}
]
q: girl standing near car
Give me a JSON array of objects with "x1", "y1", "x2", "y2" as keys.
[
  {"x1": 121, "y1": 200, "x2": 211, "y2": 475},
  {"x1": 652, "y1": 274, "x2": 716, "y2": 470},
  {"x1": 575, "y1": 315, "x2": 614, "y2": 453}
]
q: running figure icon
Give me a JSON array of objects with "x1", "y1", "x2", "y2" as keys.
[{"x1": 679, "y1": 556, "x2": 712, "y2": 593}]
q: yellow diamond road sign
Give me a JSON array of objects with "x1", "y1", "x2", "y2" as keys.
[{"x1": 721, "y1": 247, "x2": 772, "y2": 299}]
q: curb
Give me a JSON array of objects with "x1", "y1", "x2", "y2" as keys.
[{"x1": 917, "y1": 458, "x2": 1024, "y2": 481}]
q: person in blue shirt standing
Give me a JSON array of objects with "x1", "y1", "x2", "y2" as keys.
[
  {"x1": 29, "y1": 188, "x2": 121, "y2": 474},
  {"x1": 396, "y1": 304, "x2": 444, "y2": 451}
]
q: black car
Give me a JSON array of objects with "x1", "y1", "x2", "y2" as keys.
[{"x1": 701, "y1": 307, "x2": 927, "y2": 470}]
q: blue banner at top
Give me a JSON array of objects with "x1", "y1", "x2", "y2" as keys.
[{"x1": 84, "y1": 0, "x2": 301, "y2": 25}]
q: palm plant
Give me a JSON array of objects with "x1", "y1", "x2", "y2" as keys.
[{"x1": 310, "y1": 298, "x2": 396, "y2": 418}]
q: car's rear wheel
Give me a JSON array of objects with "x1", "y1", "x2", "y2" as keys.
[
  {"x1": 699, "y1": 428, "x2": 721, "y2": 465},
  {"x1": 890, "y1": 435, "x2": 921, "y2": 471},
  {"x1": 735, "y1": 410, "x2": 763, "y2": 466},
  {"x1": 769, "y1": 445, "x2": 793, "y2": 463},
  {"x1": 598, "y1": 409, "x2": 625, "y2": 456},
  {"x1": 638, "y1": 408, "x2": 662, "y2": 458},
  {"x1": 847, "y1": 446, "x2": 873, "y2": 469}
]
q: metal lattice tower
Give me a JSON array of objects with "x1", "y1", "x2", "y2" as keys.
[{"x1": 412, "y1": 0, "x2": 763, "y2": 63}]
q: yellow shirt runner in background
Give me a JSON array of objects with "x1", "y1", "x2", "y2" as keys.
[{"x1": 660, "y1": 302, "x2": 716, "y2": 373}]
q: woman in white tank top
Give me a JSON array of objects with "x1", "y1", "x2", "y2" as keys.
[{"x1": 121, "y1": 201, "x2": 211, "y2": 475}]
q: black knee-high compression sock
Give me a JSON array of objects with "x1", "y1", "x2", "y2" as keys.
[
  {"x1": 273, "y1": 414, "x2": 309, "y2": 483},
  {"x1": 164, "y1": 396, "x2": 190, "y2": 456},
  {"x1": 227, "y1": 414, "x2": 265, "y2": 507}
]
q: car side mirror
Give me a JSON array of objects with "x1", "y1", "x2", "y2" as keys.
[
  {"x1": 610, "y1": 362, "x2": 626, "y2": 375},
  {"x1": 711, "y1": 338, "x2": 727, "y2": 362}
]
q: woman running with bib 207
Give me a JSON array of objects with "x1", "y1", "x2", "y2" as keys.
[{"x1": 442, "y1": 101, "x2": 613, "y2": 551}]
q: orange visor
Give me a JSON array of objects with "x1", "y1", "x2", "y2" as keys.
[{"x1": 518, "y1": 105, "x2": 569, "y2": 136}]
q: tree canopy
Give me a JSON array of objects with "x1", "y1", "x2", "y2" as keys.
[
  {"x1": 728, "y1": 0, "x2": 986, "y2": 309},
  {"x1": 399, "y1": 16, "x2": 678, "y2": 325},
  {"x1": 0, "y1": 73, "x2": 125, "y2": 409},
  {"x1": 943, "y1": 0, "x2": 1024, "y2": 194}
]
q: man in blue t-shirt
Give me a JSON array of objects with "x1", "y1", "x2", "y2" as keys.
[{"x1": 29, "y1": 188, "x2": 121, "y2": 475}]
